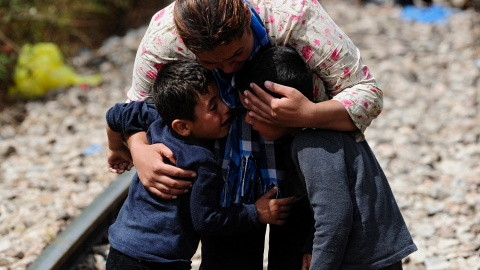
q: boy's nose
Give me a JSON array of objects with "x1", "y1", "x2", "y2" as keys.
[{"x1": 219, "y1": 101, "x2": 230, "y2": 116}]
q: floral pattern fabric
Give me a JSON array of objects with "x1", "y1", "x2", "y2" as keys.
[{"x1": 127, "y1": 0, "x2": 383, "y2": 141}]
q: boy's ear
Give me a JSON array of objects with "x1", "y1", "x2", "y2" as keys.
[{"x1": 171, "y1": 119, "x2": 192, "y2": 137}]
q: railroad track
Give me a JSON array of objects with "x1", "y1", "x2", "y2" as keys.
[{"x1": 26, "y1": 169, "x2": 136, "y2": 270}]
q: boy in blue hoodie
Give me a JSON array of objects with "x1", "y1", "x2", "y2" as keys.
[{"x1": 105, "y1": 60, "x2": 294, "y2": 269}]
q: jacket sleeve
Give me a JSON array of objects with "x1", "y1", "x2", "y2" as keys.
[
  {"x1": 292, "y1": 131, "x2": 353, "y2": 269},
  {"x1": 254, "y1": 0, "x2": 383, "y2": 140},
  {"x1": 106, "y1": 102, "x2": 159, "y2": 134},
  {"x1": 190, "y1": 161, "x2": 260, "y2": 235}
]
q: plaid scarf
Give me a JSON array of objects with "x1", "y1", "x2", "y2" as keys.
[{"x1": 214, "y1": 1, "x2": 284, "y2": 207}]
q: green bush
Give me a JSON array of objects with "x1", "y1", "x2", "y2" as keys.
[
  {"x1": 0, "y1": 0, "x2": 134, "y2": 54},
  {"x1": 0, "y1": 53, "x2": 11, "y2": 81},
  {"x1": 0, "y1": 0, "x2": 171, "y2": 103}
]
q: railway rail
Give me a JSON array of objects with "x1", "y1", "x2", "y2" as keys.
[{"x1": 26, "y1": 170, "x2": 136, "y2": 270}]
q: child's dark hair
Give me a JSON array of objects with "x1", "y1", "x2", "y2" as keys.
[
  {"x1": 152, "y1": 60, "x2": 214, "y2": 127},
  {"x1": 234, "y1": 46, "x2": 313, "y2": 101}
]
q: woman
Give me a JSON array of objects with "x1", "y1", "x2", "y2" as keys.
[
  {"x1": 113, "y1": 0, "x2": 383, "y2": 268},
  {"x1": 122, "y1": 0, "x2": 382, "y2": 197}
]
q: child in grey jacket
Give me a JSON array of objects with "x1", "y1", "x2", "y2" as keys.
[{"x1": 234, "y1": 45, "x2": 417, "y2": 270}]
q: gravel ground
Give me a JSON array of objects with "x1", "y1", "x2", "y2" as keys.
[{"x1": 0, "y1": 0, "x2": 479, "y2": 269}]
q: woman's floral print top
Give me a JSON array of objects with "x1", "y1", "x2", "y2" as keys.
[{"x1": 127, "y1": 0, "x2": 383, "y2": 141}]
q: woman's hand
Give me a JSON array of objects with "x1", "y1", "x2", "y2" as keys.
[
  {"x1": 127, "y1": 132, "x2": 196, "y2": 199},
  {"x1": 254, "y1": 187, "x2": 295, "y2": 225},
  {"x1": 243, "y1": 81, "x2": 315, "y2": 128},
  {"x1": 243, "y1": 81, "x2": 357, "y2": 131}
]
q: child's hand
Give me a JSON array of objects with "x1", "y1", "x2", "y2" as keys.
[
  {"x1": 108, "y1": 148, "x2": 133, "y2": 174},
  {"x1": 301, "y1": 253, "x2": 312, "y2": 270},
  {"x1": 255, "y1": 187, "x2": 295, "y2": 225}
]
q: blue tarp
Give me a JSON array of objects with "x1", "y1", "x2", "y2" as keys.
[{"x1": 401, "y1": 5, "x2": 455, "y2": 25}]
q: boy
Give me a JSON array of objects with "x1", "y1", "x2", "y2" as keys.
[
  {"x1": 234, "y1": 46, "x2": 418, "y2": 269},
  {"x1": 105, "y1": 60, "x2": 293, "y2": 269}
]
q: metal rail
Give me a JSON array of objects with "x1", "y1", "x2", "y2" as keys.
[{"x1": 27, "y1": 169, "x2": 135, "y2": 270}]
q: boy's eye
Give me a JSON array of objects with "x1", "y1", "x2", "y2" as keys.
[{"x1": 210, "y1": 104, "x2": 217, "y2": 111}]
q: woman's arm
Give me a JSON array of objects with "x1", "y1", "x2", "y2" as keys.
[
  {"x1": 243, "y1": 82, "x2": 357, "y2": 131},
  {"x1": 106, "y1": 102, "x2": 195, "y2": 198},
  {"x1": 127, "y1": 3, "x2": 194, "y2": 102},
  {"x1": 247, "y1": 0, "x2": 383, "y2": 140},
  {"x1": 120, "y1": 5, "x2": 199, "y2": 198},
  {"x1": 126, "y1": 133, "x2": 195, "y2": 198}
]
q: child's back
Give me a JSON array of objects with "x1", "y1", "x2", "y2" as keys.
[
  {"x1": 107, "y1": 109, "x2": 212, "y2": 267},
  {"x1": 235, "y1": 45, "x2": 417, "y2": 269},
  {"x1": 291, "y1": 129, "x2": 417, "y2": 269}
]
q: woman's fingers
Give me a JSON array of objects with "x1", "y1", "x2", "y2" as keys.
[
  {"x1": 243, "y1": 81, "x2": 311, "y2": 127},
  {"x1": 129, "y1": 139, "x2": 195, "y2": 199},
  {"x1": 148, "y1": 174, "x2": 193, "y2": 199},
  {"x1": 146, "y1": 162, "x2": 194, "y2": 196},
  {"x1": 151, "y1": 143, "x2": 197, "y2": 178},
  {"x1": 243, "y1": 88, "x2": 274, "y2": 121}
]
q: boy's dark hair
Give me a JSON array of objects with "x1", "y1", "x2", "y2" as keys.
[
  {"x1": 152, "y1": 60, "x2": 214, "y2": 127},
  {"x1": 234, "y1": 46, "x2": 313, "y2": 101}
]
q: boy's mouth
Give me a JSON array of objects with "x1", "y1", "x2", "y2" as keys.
[{"x1": 221, "y1": 116, "x2": 233, "y2": 127}]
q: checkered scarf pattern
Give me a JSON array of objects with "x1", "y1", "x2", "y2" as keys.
[{"x1": 214, "y1": 1, "x2": 287, "y2": 207}]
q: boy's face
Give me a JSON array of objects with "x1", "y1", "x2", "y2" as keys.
[
  {"x1": 189, "y1": 82, "x2": 232, "y2": 140},
  {"x1": 239, "y1": 92, "x2": 293, "y2": 141}
]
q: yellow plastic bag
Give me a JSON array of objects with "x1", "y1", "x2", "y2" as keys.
[{"x1": 8, "y1": 43, "x2": 101, "y2": 99}]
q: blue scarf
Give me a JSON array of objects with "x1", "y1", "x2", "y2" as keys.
[{"x1": 214, "y1": 2, "x2": 277, "y2": 207}]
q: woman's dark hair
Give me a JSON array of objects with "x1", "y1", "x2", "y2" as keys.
[
  {"x1": 174, "y1": 0, "x2": 251, "y2": 53},
  {"x1": 235, "y1": 46, "x2": 313, "y2": 100},
  {"x1": 152, "y1": 60, "x2": 214, "y2": 127}
]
